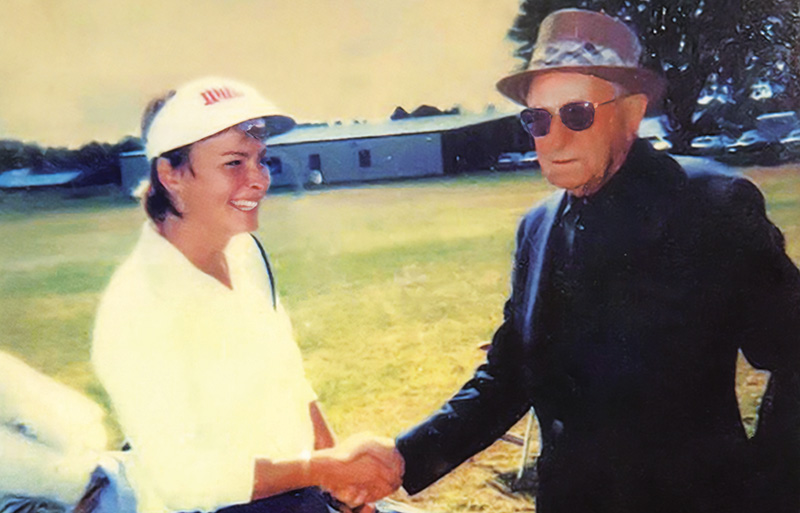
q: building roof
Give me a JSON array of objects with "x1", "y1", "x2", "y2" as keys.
[
  {"x1": 269, "y1": 110, "x2": 515, "y2": 145},
  {"x1": 0, "y1": 168, "x2": 82, "y2": 189},
  {"x1": 120, "y1": 150, "x2": 146, "y2": 158}
]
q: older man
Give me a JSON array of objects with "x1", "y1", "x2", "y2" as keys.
[{"x1": 394, "y1": 9, "x2": 800, "y2": 513}]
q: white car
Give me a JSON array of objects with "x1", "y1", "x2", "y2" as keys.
[
  {"x1": 518, "y1": 151, "x2": 539, "y2": 168},
  {"x1": 690, "y1": 134, "x2": 735, "y2": 155},
  {"x1": 644, "y1": 135, "x2": 672, "y2": 152},
  {"x1": 495, "y1": 152, "x2": 522, "y2": 170},
  {"x1": 726, "y1": 130, "x2": 769, "y2": 155},
  {"x1": 780, "y1": 128, "x2": 800, "y2": 156}
]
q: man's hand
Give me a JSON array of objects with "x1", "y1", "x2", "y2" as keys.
[{"x1": 312, "y1": 433, "x2": 404, "y2": 508}]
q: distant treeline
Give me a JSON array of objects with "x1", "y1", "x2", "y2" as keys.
[
  {"x1": 0, "y1": 137, "x2": 144, "y2": 186},
  {"x1": 0, "y1": 104, "x2": 463, "y2": 188}
]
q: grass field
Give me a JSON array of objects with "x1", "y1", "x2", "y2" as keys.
[{"x1": 1, "y1": 166, "x2": 799, "y2": 513}]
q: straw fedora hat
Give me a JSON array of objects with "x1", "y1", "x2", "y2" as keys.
[{"x1": 496, "y1": 9, "x2": 666, "y2": 107}]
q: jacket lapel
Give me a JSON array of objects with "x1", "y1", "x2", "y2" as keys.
[{"x1": 522, "y1": 191, "x2": 564, "y2": 344}]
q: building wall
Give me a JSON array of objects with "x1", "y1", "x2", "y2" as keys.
[
  {"x1": 120, "y1": 151, "x2": 149, "y2": 193},
  {"x1": 441, "y1": 117, "x2": 532, "y2": 174},
  {"x1": 268, "y1": 132, "x2": 444, "y2": 187}
]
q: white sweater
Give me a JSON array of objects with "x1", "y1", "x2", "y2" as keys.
[{"x1": 92, "y1": 224, "x2": 317, "y2": 513}]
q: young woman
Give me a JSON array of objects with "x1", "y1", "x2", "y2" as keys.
[{"x1": 92, "y1": 77, "x2": 401, "y2": 513}]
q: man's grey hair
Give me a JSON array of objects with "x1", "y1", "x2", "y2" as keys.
[{"x1": 611, "y1": 81, "x2": 631, "y2": 98}]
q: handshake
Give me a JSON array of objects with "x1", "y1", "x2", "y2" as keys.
[{"x1": 312, "y1": 433, "x2": 405, "y2": 511}]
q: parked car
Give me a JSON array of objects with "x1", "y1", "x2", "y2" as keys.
[
  {"x1": 756, "y1": 111, "x2": 799, "y2": 140},
  {"x1": 690, "y1": 134, "x2": 735, "y2": 156},
  {"x1": 727, "y1": 130, "x2": 769, "y2": 154},
  {"x1": 722, "y1": 129, "x2": 783, "y2": 165},
  {"x1": 780, "y1": 128, "x2": 800, "y2": 159},
  {"x1": 671, "y1": 155, "x2": 739, "y2": 177},
  {"x1": 638, "y1": 117, "x2": 672, "y2": 152},
  {"x1": 495, "y1": 152, "x2": 522, "y2": 171},
  {"x1": 518, "y1": 151, "x2": 539, "y2": 168},
  {"x1": 644, "y1": 134, "x2": 672, "y2": 152}
]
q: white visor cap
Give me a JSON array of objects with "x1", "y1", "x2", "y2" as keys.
[{"x1": 144, "y1": 77, "x2": 296, "y2": 161}]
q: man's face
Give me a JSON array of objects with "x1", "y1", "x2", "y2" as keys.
[{"x1": 525, "y1": 72, "x2": 639, "y2": 197}]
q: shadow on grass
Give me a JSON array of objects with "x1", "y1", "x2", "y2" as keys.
[
  {"x1": 0, "y1": 186, "x2": 138, "y2": 218},
  {"x1": 493, "y1": 460, "x2": 539, "y2": 502}
]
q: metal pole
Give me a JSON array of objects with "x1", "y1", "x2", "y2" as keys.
[{"x1": 517, "y1": 407, "x2": 536, "y2": 482}]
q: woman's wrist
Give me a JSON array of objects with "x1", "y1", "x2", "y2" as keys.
[
  {"x1": 300, "y1": 450, "x2": 315, "y2": 485},
  {"x1": 252, "y1": 452, "x2": 334, "y2": 500},
  {"x1": 308, "y1": 449, "x2": 341, "y2": 490},
  {"x1": 307, "y1": 451, "x2": 326, "y2": 486}
]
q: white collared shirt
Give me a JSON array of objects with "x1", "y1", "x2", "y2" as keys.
[{"x1": 92, "y1": 223, "x2": 317, "y2": 513}]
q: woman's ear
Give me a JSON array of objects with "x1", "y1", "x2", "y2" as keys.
[
  {"x1": 155, "y1": 157, "x2": 188, "y2": 214},
  {"x1": 156, "y1": 157, "x2": 183, "y2": 197}
]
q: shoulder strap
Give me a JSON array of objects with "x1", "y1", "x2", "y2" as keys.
[{"x1": 250, "y1": 234, "x2": 277, "y2": 310}]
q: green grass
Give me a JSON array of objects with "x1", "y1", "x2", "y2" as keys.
[
  {"x1": 250, "y1": 174, "x2": 554, "y2": 438},
  {"x1": 1, "y1": 167, "x2": 799, "y2": 512}
]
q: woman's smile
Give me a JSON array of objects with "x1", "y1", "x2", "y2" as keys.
[{"x1": 230, "y1": 199, "x2": 260, "y2": 212}]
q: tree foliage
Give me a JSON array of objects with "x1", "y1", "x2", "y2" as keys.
[
  {"x1": 508, "y1": 0, "x2": 800, "y2": 150},
  {"x1": 0, "y1": 136, "x2": 143, "y2": 185}
]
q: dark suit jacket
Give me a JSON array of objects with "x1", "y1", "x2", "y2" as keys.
[{"x1": 396, "y1": 140, "x2": 800, "y2": 513}]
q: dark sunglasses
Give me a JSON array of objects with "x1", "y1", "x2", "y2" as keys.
[{"x1": 519, "y1": 97, "x2": 618, "y2": 138}]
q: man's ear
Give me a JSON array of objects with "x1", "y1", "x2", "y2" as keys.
[
  {"x1": 156, "y1": 157, "x2": 184, "y2": 196},
  {"x1": 622, "y1": 93, "x2": 649, "y2": 137}
]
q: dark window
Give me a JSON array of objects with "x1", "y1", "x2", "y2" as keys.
[
  {"x1": 358, "y1": 149, "x2": 372, "y2": 168},
  {"x1": 308, "y1": 154, "x2": 321, "y2": 170},
  {"x1": 266, "y1": 157, "x2": 282, "y2": 175}
]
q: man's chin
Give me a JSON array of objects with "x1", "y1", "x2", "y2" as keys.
[{"x1": 542, "y1": 168, "x2": 583, "y2": 192}]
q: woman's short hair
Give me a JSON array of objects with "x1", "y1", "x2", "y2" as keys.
[{"x1": 140, "y1": 91, "x2": 191, "y2": 223}]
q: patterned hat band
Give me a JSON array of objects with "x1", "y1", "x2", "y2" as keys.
[{"x1": 532, "y1": 40, "x2": 632, "y2": 70}]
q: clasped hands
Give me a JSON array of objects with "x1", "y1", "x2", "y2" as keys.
[{"x1": 312, "y1": 433, "x2": 404, "y2": 510}]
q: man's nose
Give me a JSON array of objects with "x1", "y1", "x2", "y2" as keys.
[{"x1": 539, "y1": 115, "x2": 571, "y2": 148}]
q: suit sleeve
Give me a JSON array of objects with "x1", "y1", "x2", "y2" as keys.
[
  {"x1": 723, "y1": 178, "x2": 800, "y2": 510},
  {"x1": 396, "y1": 216, "x2": 538, "y2": 494}
]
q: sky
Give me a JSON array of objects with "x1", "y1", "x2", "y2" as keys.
[{"x1": 0, "y1": 0, "x2": 523, "y2": 148}]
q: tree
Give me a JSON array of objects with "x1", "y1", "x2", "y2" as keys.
[
  {"x1": 508, "y1": 0, "x2": 800, "y2": 151},
  {"x1": 390, "y1": 106, "x2": 411, "y2": 120},
  {"x1": 0, "y1": 136, "x2": 144, "y2": 186},
  {"x1": 0, "y1": 140, "x2": 33, "y2": 170}
]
